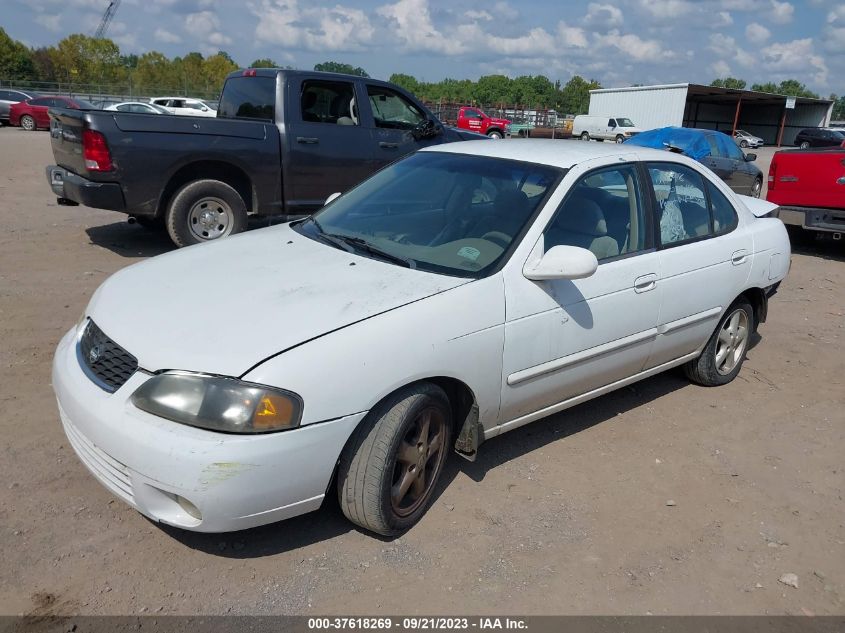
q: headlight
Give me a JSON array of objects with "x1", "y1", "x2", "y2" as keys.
[{"x1": 131, "y1": 372, "x2": 302, "y2": 434}]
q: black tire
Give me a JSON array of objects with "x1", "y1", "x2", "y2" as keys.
[
  {"x1": 740, "y1": 140, "x2": 748, "y2": 148},
  {"x1": 20, "y1": 115, "x2": 35, "y2": 131},
  {"x1": 338, "y1": 383, "x2": 452, "y2": 536},
  {"x1": 580, "y1": 132, "x2": 590, "y2": 141},
  {"x1": 487, "y1": 130, "x2": 503, "y2": 139},
  {"x1": 615, "y1": 135, "x2": 625, "y2": 143},
  {"x1": 799, "y1": 141, "x2": 809, "y2": 149},
  {"x1": 683, "y1": 300, "x2": 754, "y2": 387},
  {"x1": 165, "y1": 179, "x2": 248, "y2": 248},
  {"x1": 751, "y1": 177, "x2": 762, "y2": 198}
]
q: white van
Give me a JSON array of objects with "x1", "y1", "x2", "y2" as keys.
[{"x1": 573, "y1": 115, "x2": 642, "y2": 143}]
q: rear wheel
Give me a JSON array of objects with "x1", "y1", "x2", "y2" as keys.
[
  {"x1": 338, "y1": 383, "x2": 452, "y2": 536},
  {"x1": 20, "y1": 115, "x2": 35, "y2": 131},
  {"x1": 580, "y1": 132, "x2": 590, "y2": 141},
  {"x1": 683, "y1": 301, "x2": 753, "y2": 386},
  {"x1": 799, "y1": 141, "x2": 809, "y2": 149},
  {"x1": 740, "y1": 140, "x2": 748, "y2": 148},
  {"x1": 165, "y1": 179, "x2": 248, "y2": 247},
  {"x1": 751, "y1": 177, "x2": 762, "y2": 198}
]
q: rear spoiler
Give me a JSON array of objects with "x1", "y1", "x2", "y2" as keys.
[{"x1": 737, "y1": 195, "x2": 777, "y2": 218}]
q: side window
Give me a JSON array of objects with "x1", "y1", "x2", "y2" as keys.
[
  {"x1": 545, "y1": 164, "x2": 648, "y2": 261},
  {"x1": 367, "y1": 86, "x2": 426, "y2": 130},
  {"x1": 648, "y1": 163, "x2": 711, "y2": 246},
  {"x1": 719, "y1": 135, "x2": 745, "y2": 160},
  {"x1": 706, "y1": 135, "x2": 723, "y2": 158},
  {"x1": 464, "y1": 109, "x2": 480, "y2": 119},
  {"x1": 117, "y1": 104, "x2": 130, "y2": 112},
  {"x1": 301, "y1": 80, "x2": 357, "y2": 125},
  {"x1": 707, "y1": 182, "x2": 739, "y2": 235},
  {"x1": 31, "y1": 97, "x2": 51, "y2": 106},
  {"x1": 608, "y1": 118, "x2": 615, "y2": 127},
  {"x1": 0, "y1": 91, "x2": 9, "y2": 100}
]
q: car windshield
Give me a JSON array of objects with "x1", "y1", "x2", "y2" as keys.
[
  {"x1": 616, "y1": 118, "x2": 634, "y2": 127},
  {"x1": 831, "y1": 130, "x2": 845, "y2": 140},
  {"x1": 296, "y1": 152, "x2": 562, "y2": 278}
]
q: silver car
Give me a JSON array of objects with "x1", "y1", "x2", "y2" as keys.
[
  {"x1": 0, "y1": 89, "x2": 36, "y2": 125},
  {"x1": 733, "y1": 129, "x2": 764, "y2": 149}
]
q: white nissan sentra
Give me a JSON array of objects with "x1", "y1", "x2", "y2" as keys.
[{"x1": 53, "y1": 140, "x2": 790, "y2": 536}]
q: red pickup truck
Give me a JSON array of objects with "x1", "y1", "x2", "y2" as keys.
[
  {"x1": 456, "y1": 107, "x2": 511, "y2": 138},
  {"x1": 767, "y1": 148, "x2": 845, "y2": 239}
]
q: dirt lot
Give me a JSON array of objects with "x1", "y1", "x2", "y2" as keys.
[{"x1": 0, "y1": 128, "x2": 842, "y2": 617}]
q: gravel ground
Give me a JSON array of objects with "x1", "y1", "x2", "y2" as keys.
[{"x1": 0, "y1": 127, "x2": 842, "y2": 617}]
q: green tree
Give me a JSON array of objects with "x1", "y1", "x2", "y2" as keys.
[
  {"x1": 710, "y1": 77, "x2": 747, "y2": 89},
  {"x1": 250, "y1": 58, "x2": 278, "y2": 68},
  {"x1": 202, "y1": 52, "x2": 238, "y2": 93},
  {"x1": 388, "y1": 73, "x2": 420, "y2": 95},
  {"x1": 751, "y1": 81, "x2": 778, "y2": 93},
  {"x1": 473, "y1": 75, "x2": 514, "y2": 105},
  {"x1": 0, "y1": 27, "x2": 34, "y2": 79},
  {"x1": 314, "y1": 61, "x2": 369, "y2": 77},
  {"x1": 829, "y1": 94, "x2": 845, "y2": 120},
  {"x1": 560, "y1": 75, "x2": 601, "y2": 114},
  {"x1": 775, "y1": 79, "x2": 818, "y2": 99},
  {"x1": 132, "y1": 51, "x2": 180, "y2": 93},
  {"x1": 31, "y1": 47, "x2": 58, "y2": 82},
  {"x1": 51, "y1": 34, "x2": 125, "y2": 84}
]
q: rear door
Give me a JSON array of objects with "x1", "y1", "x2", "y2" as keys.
[
  {"x1": 284, "y1": 76, "x2": 374, "y2": 212},
  {"x1": 718, "y1": 133, "x2": 754, "y2": 194}
]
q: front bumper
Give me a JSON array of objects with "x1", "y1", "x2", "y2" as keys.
[
  {"x1": 45, "y1": 165, "x2": 126, "y2": 211},
  {"x1": 52, "y1": 326, "x2": 366, "y2": 532}
]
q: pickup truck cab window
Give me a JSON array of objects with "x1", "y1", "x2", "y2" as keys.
[
  {"x1": 544, "y1": 164, "x2": 649, "y2": 261},
  {"x1": 218, "y1": 76, "x2": 275, "y2": 120},
  {"x1": 647, "y1": 163, "x2": 711, "y2": 246},
  {"x1": 301, "y1": 80, "x2": 357, "y2": 125},
  {"x1": 367, "y1": 86, "x2": 426, "y2": 131}
]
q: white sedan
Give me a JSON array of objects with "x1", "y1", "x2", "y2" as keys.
[
  {"x1": 148, "y1": 97, "x2": 217, "y2": 117},
  {"x1": 104, "y1": 102, "x2": 170, "y2": 114},
  {"x1": 53, "y1": 141, "x2": 790, "y2": 535}
]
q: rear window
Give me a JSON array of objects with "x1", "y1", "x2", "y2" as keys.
[{"x1": 218, "y1": 76, "x2": 276, "y2": 121}]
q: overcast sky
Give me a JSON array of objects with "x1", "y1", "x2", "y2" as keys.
[{"x1": 5, "y1": 0, "x2": 844, "y2": 94}]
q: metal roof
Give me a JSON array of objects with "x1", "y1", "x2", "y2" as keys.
[{"x1": 591, "y1": 83, "x2": 833, "y2": 106}]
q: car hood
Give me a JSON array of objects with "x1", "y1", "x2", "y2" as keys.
[{"x1": 86, "y1": 224, "x2": 469, "y2": 377}]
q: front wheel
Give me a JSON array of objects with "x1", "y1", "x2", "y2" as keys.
[
  {"x1": 615, "y1": 135, "x2": 625, "y2": 144},
  {"x1": 799, "y1": 141, "x2": 809, "y2": 149},
  {"x1": 740, "y1": 140, "x2": 748, "y2": 148},
  {"x1": 580, "y1": 132, "x2": 590, "y2": 141},
  {"x1": 165, "y1": 179, "x2": 248, "y2": 247},
  {"x1": 751, "y1": 177, "x2": 762, "y2": 198},
  {"x1": 683, "y1": 301, "x2": 753, "y2": 386},
  {"x1": 20, "y1": 115, "x2": 35, "y2": 131},
  {"x1": 338, "y1": 383, "x2": 452, "y2": 536},
  {"x1": 487, "y1": 130, "x2": 503, "y2": 139}
]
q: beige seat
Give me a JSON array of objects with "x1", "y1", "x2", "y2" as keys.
[{"x1": 547, "y1": 197, "x2": 619, "y2": 260}]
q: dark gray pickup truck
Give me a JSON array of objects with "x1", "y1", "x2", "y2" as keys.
[{"x1": 46, "y1": 69, "x2": 483, "y2": 246}]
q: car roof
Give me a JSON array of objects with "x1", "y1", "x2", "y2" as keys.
[{"x1": 422, "y1": 139, "x2": 684, "y2": 170}]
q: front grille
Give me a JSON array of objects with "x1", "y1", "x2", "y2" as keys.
[
  {"x1": 78, "y1": 320, "x2": 138, "y2": 392},
  {"x1": 60, "y1": 408, "x2": 134, "y2": 502}
]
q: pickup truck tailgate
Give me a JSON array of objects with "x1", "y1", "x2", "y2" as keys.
[
  {"x1": 767, "y1": 149, "x2": 845, "y2": 208},
  {"x1": 49, "y1": 108, "x2": 92, "y2": 178}
]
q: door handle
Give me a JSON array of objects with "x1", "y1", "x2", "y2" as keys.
[
  {"x1": 379, "y1": 142, "x2": 399, "y2": 149},
  {"x1": 634, "y1": 273, "x2": 657, "y2": 293},
  {"x1": 731, "y1": 249, "x2": 749, "y2": 265},
  {"x1": 296, "y1": 136, "x2": 319, "y2": 144}
]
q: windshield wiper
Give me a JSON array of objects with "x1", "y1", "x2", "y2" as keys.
[{"x1": 325, "y1": 233, "x2": 416, "y2": 269}]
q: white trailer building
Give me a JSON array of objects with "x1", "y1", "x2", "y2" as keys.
[{"x1": 588, "y1": 83, "x2": 834, "y2": 146}]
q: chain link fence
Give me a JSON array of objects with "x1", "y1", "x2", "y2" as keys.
[
  {"x1": 0, "y1": 78, "x2": 220, "y2": 106},
  {"x1": 425, "y1": 100, "x2": 575, "y2": 138}
]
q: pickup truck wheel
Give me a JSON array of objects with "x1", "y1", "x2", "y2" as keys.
[
  {"x1": 166, "y1": 179, "x2": 247, "y2": 247},
  {"x1": 580, "y1": 132, "x2": 590, "y2": 141},
  {"x1": 683, "y1": 301, "x2": 753, "y2": 387},
  {"x1": 487, "y1": 130, "x2": 503, "y2": 139},
  {"x1": 20, "y1": 115, "x2": 35, "y2": 131},
  {"x1": 338, "y1": 383, "x2": 452, "y2": 536}
]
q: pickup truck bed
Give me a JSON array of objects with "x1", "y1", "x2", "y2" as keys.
[{"x1": 766, "y1": 148, "x2": 845, "y2": 236}]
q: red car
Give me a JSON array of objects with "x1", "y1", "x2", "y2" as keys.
[{"x1": 10, "y1": 96, "x2": 92, "y2": 131}]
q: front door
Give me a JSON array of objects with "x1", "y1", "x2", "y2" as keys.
[
  {"x1": 365, "y1": 84, "x2": 440, "y2": 170},
  {"x1": 499, "y1": 162, "x2": 661, "y2": 428}
]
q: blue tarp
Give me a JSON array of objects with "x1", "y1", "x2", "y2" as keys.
[{"x1": 624, "y1": 126, "x2": 715, "y2": 160}]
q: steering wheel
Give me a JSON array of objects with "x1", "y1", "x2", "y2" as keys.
[{"x1": 480, "y1": 231, "x2": 511, "y2": 249}]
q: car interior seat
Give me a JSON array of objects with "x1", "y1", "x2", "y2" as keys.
[
  {"x1": 469, "y1": 189, "x2": 531, "y2": 247},
  {"x1": 547, "y1": 196, "x2": 619, "y2": 260},
  {"x1": 301, "y1": 91, "x2": 320, "y2": 122},
  {"x1": 331, "y1": 94, "x2": 355, "y2": 125}
]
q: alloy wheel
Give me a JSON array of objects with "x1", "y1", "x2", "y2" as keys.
[
  {"x1": 390, "y1": 406, "x2": 446, "y2": 517},
  {"x1": 715, "y1": 309, "x2": 749, "y2": 375}
]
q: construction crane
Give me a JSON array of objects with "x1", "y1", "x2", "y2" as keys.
[{"x1": 94, "y1": 0, "x2": 121, "y2": 39}]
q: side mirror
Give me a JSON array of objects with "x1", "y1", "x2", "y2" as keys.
[
  {"x1": 411, "y1": 119, "x2": 441, "y2": 140},
  {"x1": 324, "y1": 192, "x2": 342, "y2": 206},
  {"x1": 523, "y1": 245, "x2": 598, "y2": 281},
  {"x1": 745, "y1": 153, "x2": 757, "y2": 162}
]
